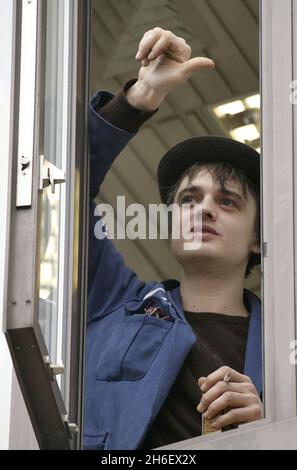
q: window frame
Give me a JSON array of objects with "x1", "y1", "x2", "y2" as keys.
[{"x1": 3, "y1": 0, "x2": 90, "y2": 450}]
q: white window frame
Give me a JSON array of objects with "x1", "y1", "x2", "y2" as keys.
[
  {"x1": 0, "y1": 0, "x2": 14, "y2": 450},
  {"x1": 3, "y1": 0, "x2": 90, "y2": 450}
]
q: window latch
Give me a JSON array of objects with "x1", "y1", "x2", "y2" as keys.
[
  {"x1": 16, "y1": 155, "x2": 33, "y2": 208},
  {"x1": 39, "y1": 155, "x2": 65, "y2": 194}
]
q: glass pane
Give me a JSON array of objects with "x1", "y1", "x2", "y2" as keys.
[
  {"x1": 39, "y1": 186, "x2": 61, "y2": 357},
  {"x1": 38, "y1": 0, "x2": 68, "y2": 368},
  {"x1": 88, "y1": 0, "x2": 262, "y2": 449}
]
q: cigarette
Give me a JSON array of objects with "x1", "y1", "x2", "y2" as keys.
[
  {"x1": 163, "y1": 51, "x2": 183, "y2": 63},
  {"x1": 223, "y1": 371, "x2": 231, "y2": 383}
]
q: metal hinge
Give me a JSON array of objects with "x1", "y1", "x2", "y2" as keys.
[
  {"x1": 263, "y1": 242, "x2": 268, "y2": 257},
  {"x1": 39, "y1": 155, "x2": 65, "y2": 193},
  {"x1": 44, "y1": 355, "x2": 65, "y2": 381},
  {"x1": 63, "y1": 414, "x2": 79, "y2": 439}
]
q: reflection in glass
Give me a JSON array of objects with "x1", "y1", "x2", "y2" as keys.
[
  {"x1": 39, "y1": 186, "x2": 61, "y2": 357},
  {"x1": 212, "y1": 93, "x2": 260, "y2": 151},
  {"x1": 38, "y1": 0, "x2": 66, "y2": 366}
]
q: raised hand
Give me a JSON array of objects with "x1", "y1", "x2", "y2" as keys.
[{"x1": 126, "y1": 27, "x2": 215, "y2": 111}]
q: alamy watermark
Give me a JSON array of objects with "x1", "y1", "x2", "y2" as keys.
[{"x1": 93, "y1": 196, "x2": 206, "y2": 251}]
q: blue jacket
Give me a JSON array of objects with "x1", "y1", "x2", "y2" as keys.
[{"x1": 84, "y1": 91, "x2": 262, "y2": 450}]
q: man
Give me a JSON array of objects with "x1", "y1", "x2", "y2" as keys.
[{"x1": 85, "y1": 27, "x2": 263, "y2": 450}]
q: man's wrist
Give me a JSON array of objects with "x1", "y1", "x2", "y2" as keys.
[
  {"x1": 96, "y1": 79, "x2": 158, "y2": 133},
  {"x1": 125, "y1": 80, "x2": 167, "y2": 112}
]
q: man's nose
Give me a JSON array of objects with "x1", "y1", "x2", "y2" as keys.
[{"x1": 201, "y1": 196, "x2": 217, "y2": 220}]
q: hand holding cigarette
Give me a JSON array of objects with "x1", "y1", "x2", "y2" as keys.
[{"x1": 197, "y1": 366, "x2": 263, "y2": 431}]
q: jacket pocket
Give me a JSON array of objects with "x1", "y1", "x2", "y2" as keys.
[
  {"x1": 95, "y1": 306, "x2": 174, "y2": 381},
  {"x1": 83, "y1": 433, "x2": 108, "y2": 450}
]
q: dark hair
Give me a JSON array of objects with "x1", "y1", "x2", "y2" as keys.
[{"x1": 165, "y1": 161, "x2": 260, "y2": 278}]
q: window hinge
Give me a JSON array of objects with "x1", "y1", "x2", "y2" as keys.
[
  {"x1": 263, "y1": 242, "x2": 268, "y2": 257},
  {"x1": 63, "y1": 414, "x2": 79, "y2": 438},
  {"x1": 44, "y1": 355, "x2": 65, "y2": 381}
]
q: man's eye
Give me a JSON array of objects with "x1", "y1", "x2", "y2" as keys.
[
  {"x1": 221, "y1": 198, "x2": 235, "y2": 207},
  {"x1": 181, "y1": 195, "x2": 197, "y2": 204}
]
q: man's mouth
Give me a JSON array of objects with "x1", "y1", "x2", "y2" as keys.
[{"x1": 190, "y1": 224, "x2": 219, "y2": 235}]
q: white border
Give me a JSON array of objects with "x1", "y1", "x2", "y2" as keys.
[{"x1": 0, "y1": 0, "x2": 14, "y2": 450}]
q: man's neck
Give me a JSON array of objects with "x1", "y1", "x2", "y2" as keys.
[{"x1": 180, "y1": 266, "x2": 249, "y2": 317}]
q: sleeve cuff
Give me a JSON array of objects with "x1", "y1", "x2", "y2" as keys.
[{"x1": 97, "y1": 79, "x2": 158, "y2": 133}]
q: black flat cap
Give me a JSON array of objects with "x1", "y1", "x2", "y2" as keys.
[{"x1": 157, "y1": 136, "x2": 260, "y2": 204}]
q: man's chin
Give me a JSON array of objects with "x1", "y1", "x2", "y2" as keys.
[{"x1": 172, "y1": 245, "x2": 223, "y2": 264}]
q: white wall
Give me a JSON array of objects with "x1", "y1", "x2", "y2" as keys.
[{"x1": 0, "y1": 0, "x2": 14, "y2": 450}]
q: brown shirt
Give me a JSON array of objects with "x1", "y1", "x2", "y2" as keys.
[{"x1": 140, "y1": 312, "x2": 249, "y2": 449}]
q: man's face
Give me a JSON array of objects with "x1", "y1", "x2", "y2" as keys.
[{"x1": 170, "y1": 168, "x2": 260, "y2": 273}]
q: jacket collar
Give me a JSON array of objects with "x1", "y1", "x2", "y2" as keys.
[{"x1": 162, "y1": 280, "x2": 262, "y2": 396}]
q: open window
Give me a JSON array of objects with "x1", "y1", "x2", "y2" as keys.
[
  {"x1": 3, "y1": 0, "x2": 90, "y2": 449},
  {"x1": 3, "y1": 0, "x2": 297, "y2": 451}
]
